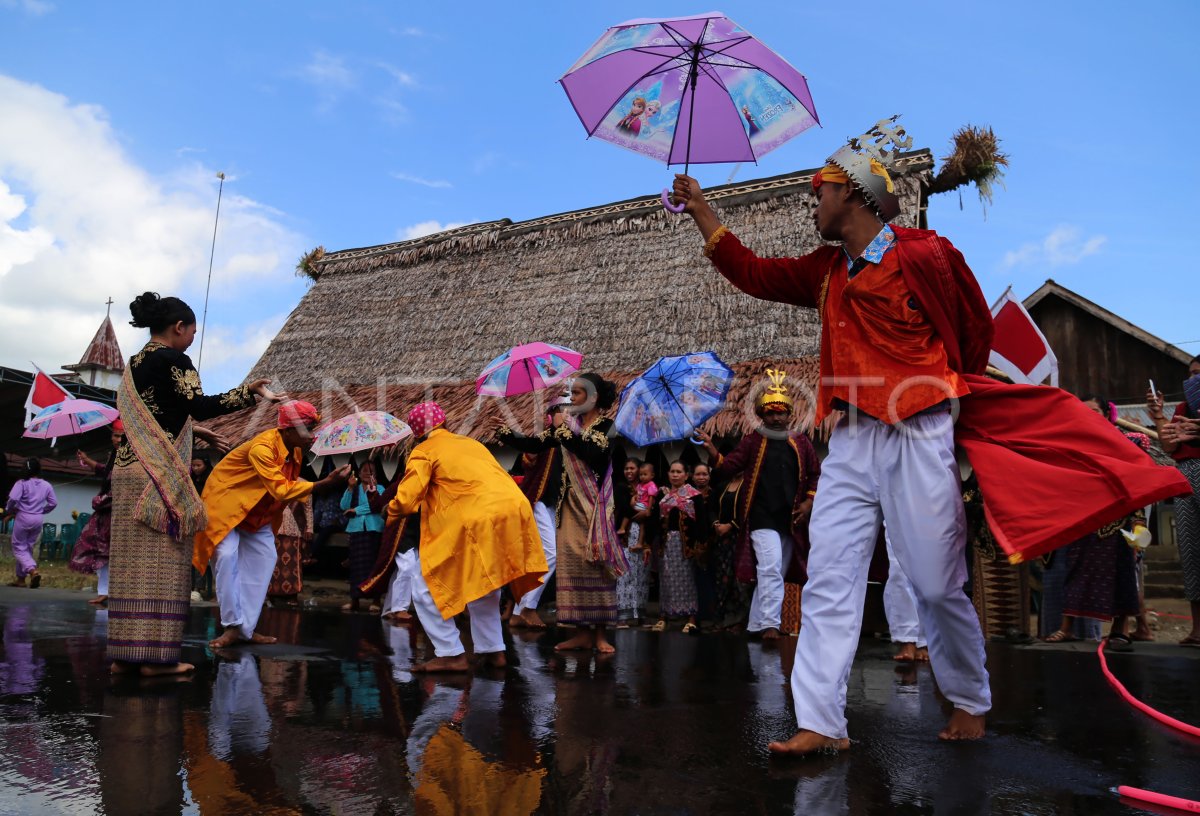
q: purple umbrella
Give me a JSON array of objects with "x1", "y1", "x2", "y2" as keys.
[{"x1": 560, "y1": 12, "x2": 819, "y2": 211}]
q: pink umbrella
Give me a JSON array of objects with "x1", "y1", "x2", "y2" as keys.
[
  {"x1": 23, "y1": 398, "x2": 119, "y2": 439},
  {"x1": 476, "y1": 343, "x2": 583, "y2": 397}
]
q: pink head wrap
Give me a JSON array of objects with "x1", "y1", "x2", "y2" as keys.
[
  {"x1": 278, "y1": 400, "x2": 320, "y2": 429},
  {"x1": 407, "y1": 402, "x2": 446, "y2": 438}
]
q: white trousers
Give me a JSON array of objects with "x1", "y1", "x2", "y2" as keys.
[
  {"x1": 213, "y1": 524, "x2": 277, "y2": 640},
  {"x1": 382, "y1": 549, "x2": 417, "y2": 617},
  {"x1": 883, "y1": 530, "x2": 926, "y2": 647},
  {"x1": 411, "y1": 566, "x2": 504, "y2": 657},
  {"x1": 791, "y1": 413, "x2": 990, "y2": 739},
  {"x1": 209, "y1": 652, "x2": 270, "y2": 759},
  {"x1": 96, "y1": 564, "x2": 109, "y2": 596},
  {"x1": 747, "y1": 528, "x2": 793, "y2": 633},
  {"x1": 514, "y1": 502, "x2": 557, "y2": 613}
]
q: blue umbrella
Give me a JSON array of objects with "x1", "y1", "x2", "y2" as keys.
[{"x1": 614, "y1": 351, "x2": 734, "y2": 447}]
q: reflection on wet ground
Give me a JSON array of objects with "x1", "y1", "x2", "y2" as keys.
[{"x1": 0, "y1": 588, "x2": 1197, "y2": 815}]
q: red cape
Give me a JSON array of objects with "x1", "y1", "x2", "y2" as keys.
[
  {"x1": 893, "y1": 226, "x2": 1190, "y2": 562},
  {"x1": 956, "y1": 374, "x2": 1188, "y2": 562}
]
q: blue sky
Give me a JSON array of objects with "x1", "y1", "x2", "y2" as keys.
[{"x1": 1, "y1": 1, "x2": 1197, "y2": 391}]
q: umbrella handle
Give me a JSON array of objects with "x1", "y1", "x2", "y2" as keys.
[{"x1": 661, "y1": 189, "x2": 686, "y2": 214}]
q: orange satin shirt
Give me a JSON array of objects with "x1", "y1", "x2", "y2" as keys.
[{"x1": 823, "y1": 248, "x2": 967, "y2": 423}]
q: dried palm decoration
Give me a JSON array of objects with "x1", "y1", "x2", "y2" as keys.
[
  {"x1": 926, "y1": 125, "x2": 1009, "y2": 215},
  {"x1": 296, "y1": 245, "x2": 326, "y2": 281}
]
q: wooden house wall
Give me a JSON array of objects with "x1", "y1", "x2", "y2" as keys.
[{"x1": 1028, "y1": 297, "x2": 1190, "y2": 403}]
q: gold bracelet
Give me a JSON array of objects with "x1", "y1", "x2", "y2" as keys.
[{"x1": 703, "y1": 225, "x2": 729, "y2": 259}]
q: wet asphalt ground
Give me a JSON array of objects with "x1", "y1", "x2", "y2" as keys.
[{"x1": 0, "y1": 586, "x2": 1197, "y2": 815}]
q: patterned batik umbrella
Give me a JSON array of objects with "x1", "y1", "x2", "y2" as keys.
[
  {"x1": 476, "y1": 342, "x2": 583, "y2": 397},
  {"x1": 560, "y1": 12, "x2": 819, "y2": 210},
  {"x1": 614, "y1": 351, "x2": 734, "y2": 447},
  {"x1": 23, "y1": 398, "x2": 119, "y2": 439},
  {"x1": 311, "y1": 411, "x2": 413, "y2": 457}
]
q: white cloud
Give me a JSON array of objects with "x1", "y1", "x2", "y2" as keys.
[
  {"x1": 377, "y1": 62, "x2": 418, "y2": 88},
  {"x1": 296, "y1": 50, "x2": 355, "y2": 110},
  {"x1": 391, "y1": 171, "x2": 452, "y2": 189},
  {"x1": 1003, "y1": 225, "x2": 1108, "y2": 269},
  {"x1": 398, "y1": 220, "x2": 472, "y2": 240},
  {"x1": 0, "y1": 0, "x2": 53, "y2": 15},
  {"x1": 0, "y1": 74, "x2": 305, "y2": 391}
]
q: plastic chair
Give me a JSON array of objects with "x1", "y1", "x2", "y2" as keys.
[
  {"x1": 38, "y1": 523, "x2": 59, "y2": 560},
  {"x1": 58, "y1": 522, "x2": 81, "y2": 560}
]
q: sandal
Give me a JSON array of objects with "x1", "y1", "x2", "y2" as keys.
[
  {"x1": 651, "y1": 620, "x2": 667, "y2": 632},
  {"x1": 1105, "y1": 634, "x2": 1133, "y2": 653},
  {"x1": 1042, "y1": 630, "x2": 1077, "y2": 643}
]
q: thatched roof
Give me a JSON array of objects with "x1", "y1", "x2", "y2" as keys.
[{"x1": 249, "y1": 150, "x2": 932, "y2": 393}]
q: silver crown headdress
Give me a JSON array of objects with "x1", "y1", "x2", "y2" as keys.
[{"x1": 825, "y1": 115, "x2": 913, "y2": 221}]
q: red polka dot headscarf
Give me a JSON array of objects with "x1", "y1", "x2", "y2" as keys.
[{"x1": 407, "y1": 401, "x2": 446, "y2": 438}]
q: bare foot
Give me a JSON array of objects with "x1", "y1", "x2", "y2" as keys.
[
  {"x1": 555, "y1": 632, "x2": 594, "y2": 652},
  {"x1": 761, "y1": 628, "x2": 781, "y2": 644},
  {"x1": 480, "y1": 651, "x2": 507, "y2": 668},
  {"x1": 914, "y1": 646, "x2": 930, "y2": 662},
  {"x1": 411, "y1": 654, "x2": 471, "y2": 673},
  {"x1": 208, "y1": 628, "x2": 243, "y2": 649},
  {"x1": 518, "y1": 609, "x2": 548, "y2": 630},
  {"x1": 767, "y1": 730, "x2": 851, "y2": 756},
  {"x1": 594, "y1": 631, "x2": 616, "y2": 654},
  {"x1": 110, "y1": 661, "x2": 136, "y2": 675},
  {"x1": 384, "y1": 610, "x2": 413, "y2": 623},
  {"x1": 88, "y1": 596, "x2": 108, "y2": 606},
  {"x1": 247, "y1": 633, "x2": 277, "y2": 645},
  {"x1": 894, "y1": 642, "x2": 918, "y2": 662},
  {"x1": 939, "y1": 709, "x2": 986, "y2": 741},
  {"x1": 139, "y1": 662, "x2": 195, "y2": 677}
]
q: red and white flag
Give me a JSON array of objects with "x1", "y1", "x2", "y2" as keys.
[
  {"x1": 23, "y1": 364, "x2": 71, "y2": 427},
  {"x1": 988, "y1": 288, "x2": 1059, "y2": 387}
]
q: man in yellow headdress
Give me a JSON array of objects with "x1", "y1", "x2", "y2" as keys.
[{"x1": 696, "y1": 369, "x2": 821, "y2": 643}]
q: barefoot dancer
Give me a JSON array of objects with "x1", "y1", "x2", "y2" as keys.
[
  {"x1": 195, "y1": 401, "x2": 349, "y2": 649},
  {"x1": 108, "y1": 292, "x2": 271, "y2": 676},
  {"x1": 676, "y1": 118, "x2": 1187, "y2": 751},
  {"x1": 545, "y1": 374, "x2": 624, "y2": 655},
  {"x1": 673, "y1": 121, "x2": 993, "y2": 753},
  {"x1": 386, "y1": 402, "x2": 546, "y2": 672}
]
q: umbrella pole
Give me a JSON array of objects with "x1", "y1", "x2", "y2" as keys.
[{"x1": 682, "y1": 44, "x2": 700, "y2": 177}]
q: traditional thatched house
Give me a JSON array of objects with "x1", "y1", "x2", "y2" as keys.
[
  {"x1": 1024, "y1": 280, "x2": 1193, "y2": 411},
  {"x1": 210, "y1": 150, "x2": 936, "y2": 452}
]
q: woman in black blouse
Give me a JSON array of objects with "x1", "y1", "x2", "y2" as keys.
[
  {"x1": 108, "y1": 292, "x2": 276, "y2": 676},
  {"x1": 549, "y1": 373, "x2": 622, "y2": 654}
]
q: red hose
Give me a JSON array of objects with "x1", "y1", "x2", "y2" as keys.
[{"x1": 1097, "y1": 640, "x2": 1200, "y2": 737}]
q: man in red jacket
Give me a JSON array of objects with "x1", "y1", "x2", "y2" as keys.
[{"x1": 671, "y1": 118, "x2": 991, "y2": 754}]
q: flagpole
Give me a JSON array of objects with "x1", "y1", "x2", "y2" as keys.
[{"x1": 197, "y1": 172, "x2": 225, "y2": 368}]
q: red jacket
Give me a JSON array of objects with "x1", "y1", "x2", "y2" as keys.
[{"x1": 710, "y1": 227, "x2": 1190, "y2": 562}]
